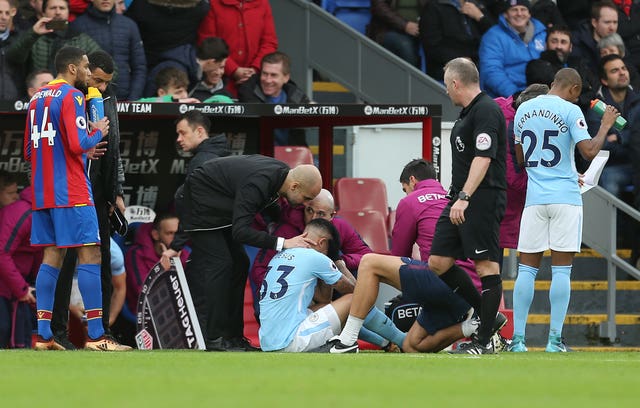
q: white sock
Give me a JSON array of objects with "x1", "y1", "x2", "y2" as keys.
[{"x1": 339, "y1": 315, "x2": 364, "y2": 346}]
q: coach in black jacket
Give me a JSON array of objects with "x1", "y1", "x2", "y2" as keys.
[{"x1": 162, "y1": 155, "x2": 322, "y2": 351}]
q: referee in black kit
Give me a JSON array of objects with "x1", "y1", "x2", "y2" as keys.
[{"x1": 427, "y1": 57, "x2": 507, "y2": 354}]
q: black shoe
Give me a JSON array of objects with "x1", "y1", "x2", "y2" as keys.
[
  {"x1": 52, "y1": 334, "x2": 77, "y2": 351},
  {"x1": 228, "y1": 337, "x2": 261, "y2": 352},
  {"x1": 205, "y1": 337, "x2": 227, "y2": 352},
  {"x1": 450, "y1": 339, "x2": 495, "y2": 355}
]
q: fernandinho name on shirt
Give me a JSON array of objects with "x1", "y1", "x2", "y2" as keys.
[{"x1": 516, "y1": 108, "x2": 569, "y2": 133}]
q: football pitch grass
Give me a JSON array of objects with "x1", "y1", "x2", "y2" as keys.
[{"x1": 2, "y1": 350, "x2": 638, "y2": 407}]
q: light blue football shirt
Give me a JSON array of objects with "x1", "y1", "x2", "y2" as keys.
[
  {"x1": 514, "y1": 94, "x2": 591, "y2": 206},
  {"x1": 258, "y1": 248, "x2": 342, "y2": 351}
]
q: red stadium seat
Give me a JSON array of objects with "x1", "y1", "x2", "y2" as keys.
[
  {"x1": 274, "y1": 146, "x2": 314, "y2": 167},
  {"x1": 334, "y1": 177, "x2": 389, "y2": 219},
  {"x1": 337, "y1": 209, "x2": 390, "y2": 254}
]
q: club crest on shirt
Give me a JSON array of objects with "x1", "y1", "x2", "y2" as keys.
[
  {"x1": 475, "y1": 133, "x2": 492, "y2": 151},
  {"x1": 75, "y1": 95, "x2": 83, "y2": 106}
]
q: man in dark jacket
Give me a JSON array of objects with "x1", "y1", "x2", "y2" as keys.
[
  {"x1": 238, "y1": 51, "x2": 310, "y2": 145},
  {"x1": 161, "y1": 155, "x2": 322, "y2": 351},
  {"x1": 51, "y1": 50, "x2": 129, "y2": 349},
  {"x1": 571, "y1": 1, "x2": 618, "y2": 76},
  {"x1": 71, "y1": 0, "x2": 147, "y2": 100},
  {"x1": 0, "y1": 0, "x2": 25, "y2": 101},
  {"x1": 175, "y1": 110, "x2": 231, "y2": 176}
]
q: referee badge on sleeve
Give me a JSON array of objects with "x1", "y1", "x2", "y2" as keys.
[{"x1": 476, "y1": 133, "x2": 492, "y2": 151}]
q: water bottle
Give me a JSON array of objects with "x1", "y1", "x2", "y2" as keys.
[
  {"x1": 86, "y1": 86, "x2": 104, "y2": 122},
  {"x1": 590, "y1": 99, "x2": 627, "y2": 131}
]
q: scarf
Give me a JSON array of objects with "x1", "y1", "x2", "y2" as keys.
[{"x1": 613, "y1": 0, "x2": 632, "y2": 16}]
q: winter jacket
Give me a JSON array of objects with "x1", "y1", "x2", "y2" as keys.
[
  {"x1": 479, "y1": 14, "x2": 546, "y2": 98},
  {"x1": 367, "y1": 0, "x2": 428, "y2": 44},
  {"x1": 6, "y1": 27, "x2": 103, "y2": 75},
  {"x1": 171, "y1": 155, "x2": 290, "y2": 251},
  {"x1": 391, "y1": 179, "x2": 480, "y2": 291},
  {"x1": 616, "y1": 1, "x2": 640, "y2": 72},
  {"x1": 126, "y1": 0, "x2": 208, "y2": 68},
  {"x1": 197, "y1": 0, "x2": 278, "y2": 93},
  {"x1": 237, "y1": 74, "x2": 310, "y2": 103},
  {"x1": 188, "y1": 78, "x2": 234, "y2": 102},
  {"x1": 0, "y1": 187, "x2": 42, "y2": 301},
  {"x1": 571, "y1": 22, "x2": 600, "y2": 76},
  {"x1": 1, "y1": 31, "x2": 25, "y2": 101},
  {"x1": 72, "y1": 5, "x2": 147, "y2": 100},
  {"x1": 185, "y1": 134, "x2": 232, "y2": 177},
  {"x1": 124, "y1": 222, "x2": 190, "y2": 313},
  {"x1": 586, "y1": 86, "x2": 640, "y2": 165},
  {"x1": 494, "y1": 96, "x2": 527, "y2": 250},
  {"x1": 419, "y1": 0, "x2": 494, "y2": 81}
]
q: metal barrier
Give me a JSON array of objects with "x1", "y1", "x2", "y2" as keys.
[{"x1": 582, "y1": 186, "x2": 640, "y2": 342}]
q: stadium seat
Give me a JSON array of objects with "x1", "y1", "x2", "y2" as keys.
[
  {"x1": 274, "y1": 146, "x2": 314, "y2": 167},
  {"x1": 334, "y1": 177, "x2": 389, "y2": 219},
  {"x1": 337, "y1": 209, "x2": 390, "y2": 253},
  {"x1": 321, "y1": 0, "x2": 371, "y2": 35}
]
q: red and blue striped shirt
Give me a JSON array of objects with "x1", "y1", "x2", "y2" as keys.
[{"x1": 23, "y1": 79, "x2": 102, "y2": 210}]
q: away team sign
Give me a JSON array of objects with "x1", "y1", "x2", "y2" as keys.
[{"x1": 136, "y1": 258, "x2": 205, "y2": 350}]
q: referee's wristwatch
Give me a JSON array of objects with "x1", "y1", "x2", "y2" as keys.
[{"x1": 458, "y1": 191, "x2": 471, "y2": 201}]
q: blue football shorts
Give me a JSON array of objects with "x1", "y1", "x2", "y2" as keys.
[{"x1": 31, "y1": 206, "x2": 101, "y2": 247}]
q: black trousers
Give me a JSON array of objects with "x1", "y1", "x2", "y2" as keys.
[
  {"x1": 186, "y1": 228, "x2": 249, "y2": 343},
  {"x1": 51, "y1": 190, "x2": 113, "y2": 337}
]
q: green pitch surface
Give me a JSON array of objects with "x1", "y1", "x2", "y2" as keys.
[{"x1": 2, "y1": 351, "x2": 639, "y2": 407}]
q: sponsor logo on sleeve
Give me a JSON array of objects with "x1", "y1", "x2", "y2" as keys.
[
  {"x1": 75, "y1": 95, "x2": 83, "y2": 106},
  {"x1": 475, "y1": 133, "x2": 492, "y2": 151}
]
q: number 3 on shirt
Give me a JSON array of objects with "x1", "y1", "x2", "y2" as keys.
[
  {"x1": 521, "y1": 129, "x2": 561, "y2": 168},
  {"x1": 30, "y1": 107, "x2": 57, "y2": 148},
  {"x1": 259, "y1": 265, "x2": 295, "y2": 301}
]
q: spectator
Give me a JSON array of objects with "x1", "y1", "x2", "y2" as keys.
[
  {"x1": 51, "y1": 50, "x2": 128, "y2": 349},
  {"x1": 124, "y1": 214, "x2": 190, "y2": 314},
  {"x1": 597, "y1": 32, "x2": 640, "y2": 90},
  {"x1": 160, "y1": 156, "x2": 322, "y2": 351},
  {"x1": 611, "y1": 0, "x2": 640, "y2": 72},
  {"x1": 188, "y1": 36, "x2": 235, "y2": 103},
  {"x1": 571, "y1": 0, "x2": 618, "y2": 76},
  {"x1": 0, "y1": 185, "x2": 41, "y2": 348},
  {"x1": 114, "y1": 0, "x2": 125, "y2": 14},
  {"x1": 392, "y1": 159, "x2": 480, "y2": 290},
  {"x1": 258, "y1": 219, "x2": 406, "y2": 353},
  {"x1": 525, "y1": 24, "x2": 598, "y2": 112},
  {"x1": 176, "y1": 110, "x2": 231, "y2": 176},
  {"x1": 137, "y1": 66, "x2": 200, "y2": 103},
  {"x1": 585, "y1": 54, "x2": 639, "y2": 198},
  {"x1": 197, "y1": 0, "x2": 278, "y2": 96},
  {"x1": 71, "y1": 0, "x2": 146, "y2": 100},
  {"x1": 479, "y1": 0, "x2": 546, "y2": 98},
  {"x1": 367, "y1": 0, "x2": 426, "y2": 68},
  {"x1": 25, "y1": 68, "x2": 53, "y2": 98},
  {"x1": 530, "y1": 0, "x2": 567, "y2": 28},
  {"x1": 1, "y1": 0, "x2": 25, "y2": 101},
  {"x1": 237, "y1": 51, "x2": 310, "y2": 146},
  {"x1": 249, "y1": 189, "x2": 372, "y2": 318},
  {"x1": 6, "y1": 0, "x2": 103, "y2": 75},
  {"x1": 418, "y1": 0, "x2": 495, "y2": 82},
  {"x1": 13, "y1": 0, "x2": 42, "y2": 32},
  {"x1": 0, "y1": 169, "x2": 19, "y2": 208}
]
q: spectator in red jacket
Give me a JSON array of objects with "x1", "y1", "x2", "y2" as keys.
[
  {"x1": 0, "y1": 186, "x2": 42, "y2": 348},
  {"x1": 197, "y1": 0, "x2": 278, "y2": 96},
  {"x1": 124, "y1": 214, "x2": 190, "y2": 313}
]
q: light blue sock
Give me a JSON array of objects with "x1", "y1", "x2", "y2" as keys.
[
  {"x1": 77, "y1": 264, "x2": 104, "y2": 340},
  {"x1": 358, "y1": 327, "x2": 388, "y2": 348},
  {"x1": 363, "y1": 306, "x2": 406, "y2": 347},
  {"x1": 549, "y1": 265, "x2": 572, "y2": 337},
  {"x1": 35, "y1": 264, "x2": 60, "y2": 340},
  {"x1": 512, "y1": 263, "x2": 538, "y2": 337}
]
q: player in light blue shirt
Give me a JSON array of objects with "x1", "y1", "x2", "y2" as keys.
[
  {"x1": 258, "y1": 218, "x2": 405, "y2": 352},
  {"x1": 510, "y1": 69, "x2": 619, "y2": 352}
]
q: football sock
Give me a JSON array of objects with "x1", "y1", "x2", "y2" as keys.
[
  {"x1": 549, "y1": 265, "x2": 572, "y2": 337},
  {"x1": 77, "y1": 264, "x2": 104, "y2": 340},
  {"x1": 362, "y1": 307, "x2": 406, "y2": 347},
  {"x1": 358, "y1": 327, "x2": 388, "y2": 348},
  {"x1": 512, "y1": 264, "x2": 538, "y2": 337},
  {"x1": 439, "y1": 264, "x2": 481, "y2": 310},
  {"x1": 35, "y1": 264, "x2": 60, "y2": 340},
  {"x1": 477, "y1": 274, "x2": 502, "y2": 345},
  {"x1": 338, "y1": 315, "x2": 364, "y2": 346}
]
